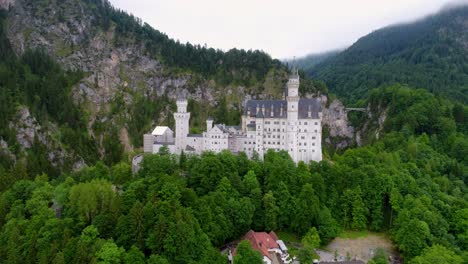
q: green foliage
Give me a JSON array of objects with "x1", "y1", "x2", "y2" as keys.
[
  {"x1": 302, "y1": 227, "x2": 321, "y2": 249},
  {"x1": 287, "y1": 49, "x2": 341, "y2": 73},
  {"x1": 263, "y1": 191, "x2": 279, "y2": 231},
  {"x1": 310, "y1": 6, "x2": 468, "y2": 103},
  {"x1": 0, "y1": 12, "x2": 98, "y2": 181},
  {"x1": 369, "y1": 248, "x2": 389, "y2": 264},
  {"x1": 96, "y1": 240, "x2": 125, "y2": 264},
  {"x1": 299, "y1": 227, "x2": 321, "y2": 264},
  {"x1": 409, "y1": 245, "x2": 463, "y2": 264},
  {"x1": 0, "y1": 16, "x2": 465, "y2": 262},
  {"x1": 68, "y1": 179, "x2": 119, "y2": 224},
  {"x1": 78, "y1": 0, "x2": 285, "y2": 87},
  {"x1": 123, "y1": 246, "x2": 145, "y2": 264},
  {"x1": 234, "y1": 240, "x2": 263, "y2": 264}
]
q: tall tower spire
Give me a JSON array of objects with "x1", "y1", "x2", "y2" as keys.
[
  {"x1": 174, "y1": 94, "x2": 190, "y2": 154},
  {"x1": 286, "y1": 57, "x2": 300, "y2": 163}
]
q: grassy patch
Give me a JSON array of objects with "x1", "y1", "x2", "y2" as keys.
[
  {"x1": 56, "y1": 41, "x2": 73, "y2": 57},
  {"x1": 338, "y1": 230, "x2": 369, "y2": 239},
  {"x1": 277, "y1": 231, "x2": 301, "y2": 243}
]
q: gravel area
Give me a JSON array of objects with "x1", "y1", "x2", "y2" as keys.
[{"x1": 316, "y1": 233, "x2": 399, "y2": 262}]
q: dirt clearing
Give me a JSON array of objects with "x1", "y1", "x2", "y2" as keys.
[{"x1": 317, "y1": 231, "x2": 399, "y2": 262}]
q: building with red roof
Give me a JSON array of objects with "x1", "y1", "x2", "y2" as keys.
[{"x1": 232, "y1": 230, "x2": 292, "y2": 264}]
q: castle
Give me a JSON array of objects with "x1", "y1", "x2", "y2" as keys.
[{"x1": 143, "y1": 70, "x2": 322, "y2": 163}]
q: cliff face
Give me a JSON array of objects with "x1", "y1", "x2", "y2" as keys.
[
  {"x1": 1, "y1": 0, "x2": 356, "y2": 168},
  {"x1": 4, "y1": 0, "x2": 235, "y2": 160},
  {"x1": 6, "y1": 0, "x2": 207, "y2": 108},
  {"x1": 1, "y1": 105, "x2": 84, "y2": 171},
  {"x1": 319, "y1": 96, "x2": 355, "y2": 150}
]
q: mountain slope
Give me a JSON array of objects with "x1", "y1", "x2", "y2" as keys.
[
  {"x1": 0, "y1": 0, "x2": 291, "y2": 175},
  {"x1": 285, "y1": 49, "x2": 341, "y2": 73},
  {"x1": 309, "y1": 5, "x2": 468, "y2": 103},
  {"x1": 0, "y1": 0, "x2": 353, "y2": 178}
]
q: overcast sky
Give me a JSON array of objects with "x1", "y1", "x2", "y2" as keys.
[{"x1": 110, "y1": 0, "x2": 460, "y2": 59}]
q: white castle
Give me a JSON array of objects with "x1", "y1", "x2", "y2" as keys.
[{"x1": 143, "y1": 70, "x2": 322, "y2": 163}]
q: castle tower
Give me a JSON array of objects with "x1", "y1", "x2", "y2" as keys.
[
  {"x1": 206, "y1": 117, "x2": 213, "y2": 132},
  {"x1": 174, "y1": 97, "x2": 190, "y2": 154},
  {"x1": 286, "y1": 68, "x2": 300, "y2": 163}
]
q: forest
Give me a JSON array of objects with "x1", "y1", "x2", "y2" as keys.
[
  {"x1": 309, "y1": 5, "x2": 468, "y2": 104},
  {"x1": 0, "y1": 84, "x2": 466, "y2": 263},
  {"x1": 0, "y1": 1, "x2": 467, "y2": 263},
  {"x1": 72, "y1": 0, "x2": 285, "y2": 87}
]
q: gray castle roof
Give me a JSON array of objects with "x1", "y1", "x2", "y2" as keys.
[
  {"x1": 215, "y1": 124, "x2": 242, "y2": 134},
  {"x1": 244, "y1": 99, "x2": 321, "y2": 119}
]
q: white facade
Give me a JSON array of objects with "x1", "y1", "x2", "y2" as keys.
[{"x1": 144, "y1": 71, "x2": 322, "y2": 163}]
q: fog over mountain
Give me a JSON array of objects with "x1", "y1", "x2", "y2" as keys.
[{"x1": 110, "y1": 0, "x2": 453, "y2": 58}]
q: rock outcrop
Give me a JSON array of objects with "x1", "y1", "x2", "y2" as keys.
[
  {"x1": 320, "y1": 96, "x2": 355, "y2": 149},
  {"x1": 2, "y1": 0, "x2": 358, "y2": 166},
  {"x1": 8, "y1": 106, "x2": 84, "y2": 169}
]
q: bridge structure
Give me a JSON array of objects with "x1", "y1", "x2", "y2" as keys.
[{"x1": 345, "y1": 107, "x2": 368, "y2": 112}]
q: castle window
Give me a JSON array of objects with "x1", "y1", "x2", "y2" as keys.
[
  {"x1": 301, "y1": 136, "x2": 305, "y2": 139},
  {"x1": 305, "y1": 122, "x2": 308, "y2": 125},
  {"x1": 315, "y1": 130, "x2": 317, "y2": 133},
  {"x1": 312, "y1": 143, "x2": 315, "y2": 146},
  {"x1": 312, "y1": 137, "x2": 316, "y2": 139},
  {"x1": 304, "y1": 129, "x2": 307, "y2": 132},
  {"x1": 304, "y1": 143, "x2": 307, "y2": 146},
  {"x1": 299, "y1": 143, "x2": 302, "y2": 146},
  {"x1": 299, "y1": 129, "x2": 301, "y2": 132},
  {"x1": 315, "y1": 122, "x2": 318, "y2": 125}
]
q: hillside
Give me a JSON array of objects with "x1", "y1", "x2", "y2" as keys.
[
  {"x1": 0, "y1": 0, "x2": 350, "y2": 177},
  {"x1": 285, "y1": 49, "x2": 341, "y2": 73},
  {"x1": 309, "y1": 5, "x2": 468, "y2": 103},
  {"x1": 0, "y1": 1, "x2": 466, "y2": 264},
  {"x1": 0, "y1": 85, "x2": 466, "y2": 264}
]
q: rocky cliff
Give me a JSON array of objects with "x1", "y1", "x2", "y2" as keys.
[{"x1": 0, "y1": 0, "x2": 356, "y2": 168}]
